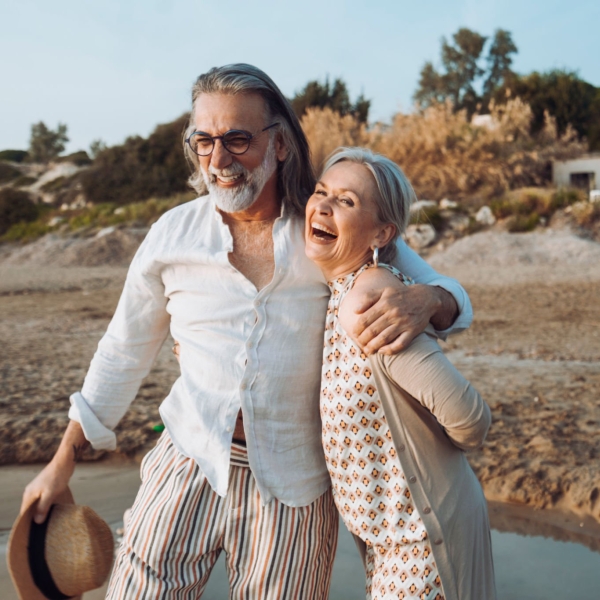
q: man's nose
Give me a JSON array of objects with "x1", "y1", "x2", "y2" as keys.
[{"x1": 210, "y1": 139, "x2": 233, "y2": 170}]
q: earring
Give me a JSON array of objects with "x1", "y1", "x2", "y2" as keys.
[{"x1": 372, "y1": 246, "x2": 379, "y2": 268}]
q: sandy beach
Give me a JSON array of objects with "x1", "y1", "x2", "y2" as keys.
[{"x1": 1, "y1": 227, "x2": 600, "y2": 596}]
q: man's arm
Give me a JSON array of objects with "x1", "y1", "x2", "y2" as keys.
[{"x1": 351, "y1": 239, "x2": 473, "y2": 354}]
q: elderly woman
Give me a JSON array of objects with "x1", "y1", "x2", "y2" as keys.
[{"x1": 304, "y1": 148, "x2": 496, "y2": 600}]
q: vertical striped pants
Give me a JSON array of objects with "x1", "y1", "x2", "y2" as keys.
[{"x1": 106, "y1": 433, "x2": 339, "y2": 599}]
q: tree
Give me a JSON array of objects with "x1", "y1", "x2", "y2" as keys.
[
  {"x1": 89, "y1": 139, "x2": 107, "y2": 159},
  {"x1": 291, "y1": 77, "x2": 371, "y2": 123},
  {"x1": 28, "y1": 122, "x2": 69, "y2": 163},
  {"x1": 414, "y1": 28, "x2": 517, "y2": 116},
  {"x1": 482, "y1": 29, "x2": 518, "y2": 107}
]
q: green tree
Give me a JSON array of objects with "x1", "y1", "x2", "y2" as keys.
[
  {"x1": 482, "y1": 29, "x2": 518, "y2": 107},
  {"x1": 414, "y1": 28, "x2": 517, "y2": 116},
  {"x1": 291, "y1": 77, "x2": 371, "y2": 123},
  {"x1": 28, "y1": 122, "x2": 69, "y2": 163},
  {"x1": 497, "y1": 70, "x2": 600, "y2": 150},
  {"x1": 89, "y1": 139, "x2": 107, "y2": 159}
]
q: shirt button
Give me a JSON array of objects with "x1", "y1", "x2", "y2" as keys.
[
  {"x1": 226, "y1": 426, "x2": 232, "y2": 433},
  {"x1": 423, "y1": 507, "x2": 431, "y2": 514},
  {"x1": 240, "y1": 383, "x2": 247, "y2": 390},
  {"x1": 397, "y1": 444, "x2": 406, "y2": 452},
  {"x1": 408, "y1": 476, "x2": 417, "y2": 483},
  {"x1": 254, "y1": 300, "x2": 261, "y2": 307},
  {"x1": 247, "y1": 341, "x2": 253, "y2": 348},
  {"x1": 434, "y1": 539, "x2": 443, "y2": 546}
]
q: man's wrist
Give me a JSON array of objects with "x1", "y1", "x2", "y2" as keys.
[{"x1": 429, "y1": 286, "x2": 459, "y2": 331}]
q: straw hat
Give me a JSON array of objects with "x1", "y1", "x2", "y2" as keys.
[{"x1": 7, "y1": 488, "x2": 114, "y2": 600}]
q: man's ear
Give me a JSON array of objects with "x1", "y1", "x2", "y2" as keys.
[
  {"x1": 374, "y1": 223, "x2": 397, "y2": 248},
  {"x1": 275, "y1": 132, "x2": 290, "y2": 162}
]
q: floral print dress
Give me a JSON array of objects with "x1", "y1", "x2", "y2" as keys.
[{"x1": 321, "y1": 263, "x2": 445, "y2": 600}]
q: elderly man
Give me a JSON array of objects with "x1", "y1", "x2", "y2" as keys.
[{"x1": 22, "y1": 64, "x2": 472, "y2": 599}]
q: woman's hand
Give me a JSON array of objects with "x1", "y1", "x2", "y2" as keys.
[
  {"x1": 340, "y1": 268, "x2": 458, "y2": 355},
  {"x1": 20, "y1": 420, "x2": 87, "y2": 523}
]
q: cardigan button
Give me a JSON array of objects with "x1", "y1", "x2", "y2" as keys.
[
  {"x1": 423, "y1": 507, "x2": 431, "y2": 514},
  {"x1": 397, "y1": 444, "x2": 406, "y2": 452},
  {"x1": 434, "y1": 538, "x2": 443, "y2": 545},
  {"x1": 408, "y1": 476, "x2": 417, "y2": 483}
]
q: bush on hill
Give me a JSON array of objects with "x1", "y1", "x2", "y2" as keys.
[
  {"x1": 56, "y1": 150, "x2": 92, "y2": 166},
  {"x1": 0, "y1": 150, "x2": 28, "y2": 163},
  {"x1": 0, "y1": 163, "x2": 21, "y2": 184},
  {"x1": 80, "y1": 114, "x2": 191, "y2": 205},
  {"x1": 0, "y1": 189, "x2": 39, "y2": 235}
]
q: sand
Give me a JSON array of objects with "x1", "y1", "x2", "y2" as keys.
[{"x1": 1, "y1": 228, "x2": 600, "y2": 526}]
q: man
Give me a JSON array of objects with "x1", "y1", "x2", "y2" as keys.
[{"x1": 22, "y1": 64, "x2": 472, "y2": 599}]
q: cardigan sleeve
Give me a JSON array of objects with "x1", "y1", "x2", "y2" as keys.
[{"x1": 379, "y1": 333, "x2": 491, "y2": 450}]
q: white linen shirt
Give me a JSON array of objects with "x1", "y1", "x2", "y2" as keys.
[{"x1": 69, "y1": 196, "x2": 472, "y2": 507}]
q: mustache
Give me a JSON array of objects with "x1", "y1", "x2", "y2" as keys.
[{"x1": 205, "y1": 161, "x2": 247, "y2": 183}]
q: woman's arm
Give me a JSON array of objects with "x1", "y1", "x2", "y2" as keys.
[{"x1": 379, "y1": 332, "x2": 491, "y2": 450}]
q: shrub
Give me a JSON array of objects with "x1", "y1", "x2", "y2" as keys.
[
  {"x1": 28, "y1": 122, "x2": 69, "y2": 163},
  {"x1": 409, "y1": 205, "x2": 445, "y2": 230},
  {"x1": 1, "y1": 220, "x2": 50, "y2": 242},
  {"x1": 0, "y1": 189, "x2": 39, "y2": 235},
  {"x1": 12, "y1": 175, "x2": 37, "y2": 187},
  {"x1": 80, "y1": 114, "x2": 190, "y2": 205},
  {"x1": 55, "y1": 150, "x2": 92, "y2": 166},
  {"x1": 550, "y1": 187, "x2": 585, "y2": 210},
  {"x1": 506, "y1": 213, "x2": 539, "y2": 232},
  {"x1": 301, "y1": 99, "x2": 587, "y2": 201},
  {"x1": 0, "y1": 150, "x2": 28, "y2": 163},
  {"x1": 572, "y1": 202, "x2": 600, "y2": 227},
  {"x1": 0, "y1": 163, "x2": 21, "y2": 184}
]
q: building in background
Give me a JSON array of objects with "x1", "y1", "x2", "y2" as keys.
[{"x1": 553, "y1": 155, "x2": 600, "y2": 199}]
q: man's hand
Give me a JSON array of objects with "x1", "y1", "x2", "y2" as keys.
[
  {"x1": 341, "y1": 269, "x2": 459, "y2": 355},
  {"x1": 20, "y1": 420, "x2": 87, "y2": 523}
]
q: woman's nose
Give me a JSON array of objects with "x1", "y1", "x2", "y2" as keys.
[{"x1": 316, "y1": 197, "x2": 334, "y2": 214}]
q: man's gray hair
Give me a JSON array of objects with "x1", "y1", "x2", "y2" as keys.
[
  {"x1": 322, "y1": 147, "x2": 416, "y2": 262},
  {"x1": 184, "y1": 64, "x2": 314, "y2": 215}
]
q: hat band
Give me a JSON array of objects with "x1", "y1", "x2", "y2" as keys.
[{"x1": 28, "y1": 505, "x2": 71, "y2": 600}]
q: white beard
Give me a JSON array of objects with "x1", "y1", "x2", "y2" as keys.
[{"x1": 201, "y1": 140, "x2": 278, "y2": 213}]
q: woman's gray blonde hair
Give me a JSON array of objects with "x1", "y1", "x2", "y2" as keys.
[
  {"x1": 184, "y1": 64, "x2": 314, "y2": 215},
  {"x1": 321, "y1": 147, "x2": 416, "y2": 262}
]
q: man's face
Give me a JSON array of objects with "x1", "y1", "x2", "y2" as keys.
[{"x1": 193, "y1": 92, "x2": 282, "y2": 213}]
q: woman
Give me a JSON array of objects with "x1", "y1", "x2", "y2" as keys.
[{"x1": 304, "y1": 147, "x2": 496, "y2": 600}]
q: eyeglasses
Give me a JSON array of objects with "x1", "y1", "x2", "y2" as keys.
[{"x1": 186, "y1": 123, "x2": 279, "y2": 157}]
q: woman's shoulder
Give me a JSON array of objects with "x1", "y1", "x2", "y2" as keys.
[{"x1": 338, "y1": 266, "x2": 405, "y2": 336}]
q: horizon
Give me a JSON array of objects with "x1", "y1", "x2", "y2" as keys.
[{"x1": 1, "y1": 0, "x2": 598, "y2": 154}]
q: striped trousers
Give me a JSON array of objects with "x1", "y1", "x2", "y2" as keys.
[{"x1": 106, "y1": 432, "x2": 339, "y2": 599}]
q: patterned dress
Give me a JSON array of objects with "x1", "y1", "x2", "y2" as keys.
[{"x1": 321, "y1": 263, "x2": 445, "y2": 600}]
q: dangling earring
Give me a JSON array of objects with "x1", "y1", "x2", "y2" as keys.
[{"x1": 372, "y1": 246, "x2": 379, "y2": 268}]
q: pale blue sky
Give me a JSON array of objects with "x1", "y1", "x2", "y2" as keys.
[{"x1": 1, "y1": 0, "x2": 598, "y2": 153}]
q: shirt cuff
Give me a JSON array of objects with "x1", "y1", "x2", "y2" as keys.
[
  {"x1": 68, "y1": 392, "x2": 117, "y2": 451},
  {"x1": 424, "y1": 277, "x2": 473, "y2": 340}
]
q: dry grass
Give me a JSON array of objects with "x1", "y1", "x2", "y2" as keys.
[{"x1": 301, "y1": 99, "x2": 587, "y2": 202}]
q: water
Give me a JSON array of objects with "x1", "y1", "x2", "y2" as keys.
[{"x1": 201, "y1": 507, "x2": 600, "y2": 599}]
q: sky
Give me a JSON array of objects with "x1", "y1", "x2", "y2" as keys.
[{"x1": 1, "y1": 0, "x2": 598, "y2": 154}]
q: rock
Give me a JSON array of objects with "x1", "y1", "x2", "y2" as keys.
[
  {"x1": 476, "y1": 206, "x2": 496, "y2": 226},
  {"x1": 96, "y1": 226, "x2": 116, "y2": 238},
  {"x1": 114, "y1": 207, "x2": 126, "y2": 215},
  {"x1": 410, "y1": 200, "x2": 437, "y2": 214},
  {"x1": 48, "y1": 216, "x2": 64, "y2": 227},
  {"x1": 448, "y1": 214, "x2": 470, "y2": 233},
  {"x1": 439, "y1": 198, "x2": 458, "y2": 210},
  {"x1": 406, "y1": 224, "x2": 436, "y2": 249}
]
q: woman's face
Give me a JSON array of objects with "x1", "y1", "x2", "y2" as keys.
[{"x1": 305, "y1": 161, "x2": 395, "y2": 280}]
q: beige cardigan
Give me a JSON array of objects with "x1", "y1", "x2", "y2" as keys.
[{"x1": 353, "y1": 331, "x2": 497, "y2": 600}]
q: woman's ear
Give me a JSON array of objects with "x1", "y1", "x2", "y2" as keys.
[
  {"x1": 275, "y1": 132, "x2": 290, "y2": 162},
  {"x1": 374, "y1": 223, "x2": 396, "y2": 249}
]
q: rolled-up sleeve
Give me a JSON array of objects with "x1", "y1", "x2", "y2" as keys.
[
  {"x1": 393, "y1": 238, "x2": 473, "y2": 339},
  {"x1": 381, "y1": 333, "x2": 491, "y2": 450},
  {"x1": 68, "y1": 226, "x2": 170, "y2": 449}
]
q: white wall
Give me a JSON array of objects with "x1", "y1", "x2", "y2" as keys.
[{"x1": 553, "y1": 156, "x2": 600, "y2": 189}]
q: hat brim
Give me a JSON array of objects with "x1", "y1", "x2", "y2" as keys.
[{"x1": 7, "y1": 487, "x2": 82, "y2": 600}]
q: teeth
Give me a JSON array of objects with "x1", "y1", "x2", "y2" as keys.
[
  {"x1": 217, "y1": 174, "x2": 243, "y2": 183},
  {"x1": 312, "y1": 223, "x2": 337, "y2": 237}
]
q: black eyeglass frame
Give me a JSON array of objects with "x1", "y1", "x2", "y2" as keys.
[{"x1": 186, "y1": 122, "x2": 280, "y2": 157}]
